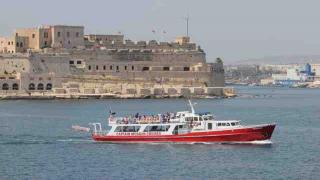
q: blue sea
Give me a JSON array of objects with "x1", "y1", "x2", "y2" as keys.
[{"x1": 0, "y1": 86, "x2": 320, "y2": 179}]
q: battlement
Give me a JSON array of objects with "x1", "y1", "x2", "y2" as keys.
[{"x1": 84, "y1": 36, "x2": 197, "y2": 51}]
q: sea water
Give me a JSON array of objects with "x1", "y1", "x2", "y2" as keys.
[{"x1": 0, "y1": 86, "x2": 319, "y2": 179}]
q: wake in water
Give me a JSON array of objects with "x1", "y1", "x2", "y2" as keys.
[{"x1": 0, "y1": 134, "x2": 94, "y2": 145}]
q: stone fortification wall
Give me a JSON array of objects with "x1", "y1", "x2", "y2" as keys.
[
  {"x1": 84, "y1": 39, "x2": 197, "y2": 51},
  {"x1": 0, "y1": 47, "x2": 226, "y2": 98},
  {"x1": 0, "y1": 54, "x2": 31, "y2": 73},
  {"x1": 66, "y1": 49, "x2": 205, "y2": 63}
]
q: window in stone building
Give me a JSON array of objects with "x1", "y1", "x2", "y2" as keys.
[
  {"x1": 44, "y1": 32, "x2": 48, "y2": 38},
  {"x1": 184, "y1": 67, "x2": 190, "y2": 71},
  {"x1": 68, "y1": 40, "x2": 71, "y2": 44},
  {"x1": 125, "y1": 66, "x2": 127, "y2": 70},
  {"x1": 96, "y1": 65, "x2": 99, "y2": 70},
  {"x1": 116, "y1": 66, "x2": 119, "y2": 71},
  {"x1": 2, "y1": 83, "x2": 9, "y2": 90},
  {"x1": 44, "y1": 41, "x2": 47, "y2": 46},
  {"x1": 103, "y1": 65, "x2": 106, "y2": 70},
  {"x1": 8, "y1": 42, "x2": 10, "y2": 45},
  {"x1": 46, "y1": 83, "x2": 52, "y2": 90},
  {"x1": 76, "y1": 32, "x2": 79, "y2": 37},
  {"x1": 16, "y1": 42, "x2": 19, "y2": 47},
  {"x1": 12, "y1": 83, "x2": 19, "y2": 90},
  {"x1": 142, "y1": 67, "x2": 150, "y2": 71},
  {"x1": 77, "y1": 61, "x2": 81, "y2": 65},
  {"x1": 110, "y1": 65, "x2": 113, "y2": 70},
  {"x1": 163, "y1": 67, "x2": 170, "y2": 71},
  {"x1": 69, "y1": 61, "x2": 74, "y2": 65},
  {"x1": 88, "y1": 65, "x2": 91, "y2": 70},
  {"x1": 29, "y1": 83, "x2": 35, "y2": 90},
  {"x1": 20, "y1": 42, "x2": 23, "y2": 47},
  {"x1": 67, "y1": 32, "x2": 70, "y2": 37},
  {"x1": 32, "y1": 34, "x2": 35, "y2": 38},
  {"x1": 57, "y1": 32, "x2": 61, "y2": 37},
  {"x1": 37, "y1": 83, "x2": 44, "y2": 90},
  {"x1": 132, "y1": 66, "x2": 134, "y2": 71}
]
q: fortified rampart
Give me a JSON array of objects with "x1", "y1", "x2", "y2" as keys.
[{"x1": 0, "y1": 24, "x2": 233, "y2": 99}]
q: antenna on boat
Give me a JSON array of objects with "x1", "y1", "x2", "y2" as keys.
[{"x1": 188, "y1": 99, "x2": 196, "y2": 114}]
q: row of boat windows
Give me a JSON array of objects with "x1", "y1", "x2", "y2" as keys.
[
  {"x1": 217, "y1": 122, "x2": 239, "y2": 127},
  {"x1": 113, "y1": 122, "x2": 239, "y2": 133},
  {"x1": 185, "y1": 116, "x2": 214, "y2": 122},
  {"x1": 114, "y1": 125, "x2": 170, "y2": 132}
]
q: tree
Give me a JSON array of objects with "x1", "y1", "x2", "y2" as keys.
[{"x1": 215, "y1": 57, "x2": 223, "y2": 64}]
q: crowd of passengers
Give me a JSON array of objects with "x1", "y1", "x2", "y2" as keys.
[{"x1": 115, "y1": 112, "x2": 176, "y2": 124}]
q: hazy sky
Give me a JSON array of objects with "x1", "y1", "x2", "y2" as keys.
[{"x1": 1, "y1": 0, "x2": 320, "y2": 63}]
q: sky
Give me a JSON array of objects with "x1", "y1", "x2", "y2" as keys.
[{"x1": 1, "y1": 0, "x2": 320, "y2": 63}]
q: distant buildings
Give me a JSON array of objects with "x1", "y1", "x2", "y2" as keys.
[{"x1": 261, "y1": 63, "x2": 317, "y2": 86}]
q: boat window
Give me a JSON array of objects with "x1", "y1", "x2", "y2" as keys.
[
  {"x1": 208, "y1": 123, "x2": 212, "y2": 130},
  {"x1": 114, "y1": 126, "x2": 123, "y2": 132},
  {"x1": 115, "y1": 126, "x2": 140, "y2": 132},
  {"x1": 179, "y1": 125, "x2": 183, "y2": 128},
  {"x1": 185, "y1": 117, "x2": 193, "y2": 122},
  {"x1": 226, "y1": 123, "x2": 230, "y2": 126},
  {"x1": 217, "y1": 123, "x2": 221, "y2": 126},
  {"x1": 221, "y1": 123, "x2": 226, "y2": 126},
  {"x1": 144, "y1": 125, "x2": 170, "y2": 132},
  {"x1": 231, "y1": 122, "x2": 236, "y2": 126},
  {"x1": 193, "y1": 117, "x2": 199, "y2": 121}
]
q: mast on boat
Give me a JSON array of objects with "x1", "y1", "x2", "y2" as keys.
[{"x1": 188, "y1": 99, "x2": 195, "y2": 114}]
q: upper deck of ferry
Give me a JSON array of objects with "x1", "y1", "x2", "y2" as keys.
[{"x1": 108, "y1": 111, "x2": 215, "y2": 125}]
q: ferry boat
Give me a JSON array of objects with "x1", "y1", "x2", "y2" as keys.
[{"x1": 90, "y1": 101, "x2": 276, "y2": 143}]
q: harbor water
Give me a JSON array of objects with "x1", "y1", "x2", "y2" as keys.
[{"x1": 0, "y1": 86, "x2": 319, "y2": 179}]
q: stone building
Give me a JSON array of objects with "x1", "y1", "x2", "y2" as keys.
[
  {"x1": 0, "y1": 24, "x2": 228, "y2": 98},
  {"x1": 0, "y1": 25, "x2": 84, "y2": 52}
]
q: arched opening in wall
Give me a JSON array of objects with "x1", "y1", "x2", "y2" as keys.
[
  {"x1": 46, "y1": 83, "x2": 52, "y2": 90},
  {"x1": 184, "y1": 67, "x2": 190, "y2": 71},
  {"x1": 12, "y1": 83, "x2": 19, "y2": 90},
  {"x1": 132, "y1": 66, "x2": 134, "y2": 71},
  {"x1": 29, "y1": 83, "x2": 35, "y2": 90},
  {"x1": 103, "y1": 65, "x2": 106, "y2": 70},
  {"x1": 2, "y1": 83, "x2": 9, "y2": 90},
  {"x1": 20, "y1": 42, "x2": 23, "y2": 47},
  {"x1": 37, "y1": 83, "x2": 44, "y2": 90},
  {"x1": 16, "y1": 42, "x2": 19, "y2": 47},
  {"x1": 163, "y1": 67, "x2": 170, "y2": 71},
  {"x1": 88, "y1": 65, "x2": 91, "y2": 70},
  {"x1": 110, "y1": 65, "x2": 113, "y2": 70}
]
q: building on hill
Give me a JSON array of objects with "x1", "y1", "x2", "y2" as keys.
[{"x1": 0, "y1": 24, "x2": 229, "y2": 98}]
